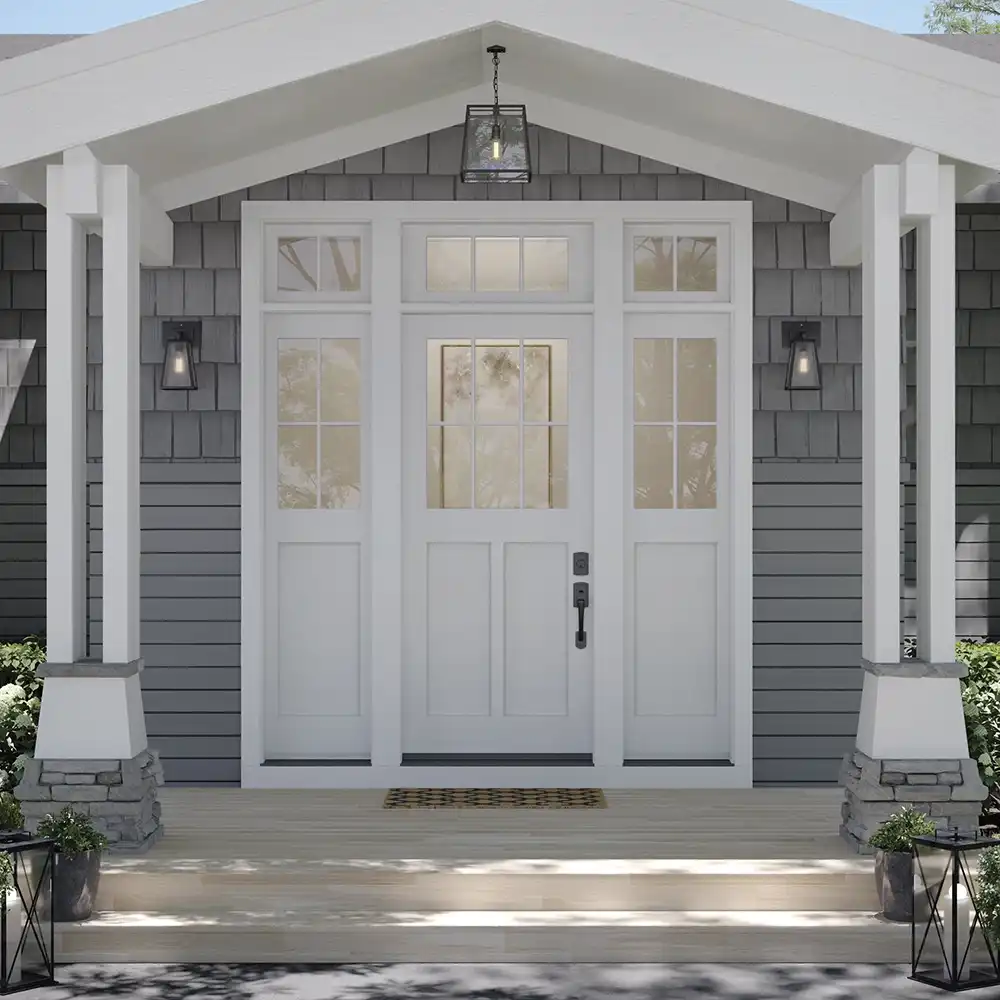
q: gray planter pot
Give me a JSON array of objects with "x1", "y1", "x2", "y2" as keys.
[
  {"x1": 38, "y1": 849, "x2": 102, "y2": 922},
  {"x1": 875, "y1": 849, "x2": 920, "y2": 922}
]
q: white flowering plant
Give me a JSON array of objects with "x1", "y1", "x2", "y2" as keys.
[{"x1": 0, "y1": 639, "x2": 44, "y2": 794}]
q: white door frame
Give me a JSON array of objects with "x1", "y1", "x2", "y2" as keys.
[{"x1": 241, "y1": 200, "x2": 753, "y2": 789}]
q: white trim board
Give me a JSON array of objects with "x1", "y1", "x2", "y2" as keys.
[{"x1": 240, "y1": 199, "x2": 754, "y2": 790}]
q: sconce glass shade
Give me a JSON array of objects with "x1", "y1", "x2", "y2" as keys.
[
  {"x1": 461, "y1": 105, "x2": 531, "y2": 183},
  {"x1": 785, "y1": 336, "x2": 821, "y2": 391},
  {"x1": 161, "y1": 339, "x2": 197, "y2": 391}
]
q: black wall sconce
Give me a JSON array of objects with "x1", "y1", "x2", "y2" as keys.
[
  {"x1": 161, "y1": 320, "x2": 201, "y2": 391},
  {"x1": 782, "y1": 321, "x2": 822, "y2": 391}
]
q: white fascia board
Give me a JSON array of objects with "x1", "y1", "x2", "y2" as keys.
[
  {"x1": 507, "y1": 86, "x2": 847, "y2": 212},
  {"x1": 0, "y1": 0, "x2": 492, "y2": 171},
  {"x1": 150, "y1": 88, "x2": 482, "y2": 212},
  {"x1": 509, "y1": 0, "x2": 1000, "y2": 173}
]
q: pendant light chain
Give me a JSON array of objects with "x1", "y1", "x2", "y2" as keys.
[{"x1": 493, "y1": 48, "x2": 500, "y2": 113}]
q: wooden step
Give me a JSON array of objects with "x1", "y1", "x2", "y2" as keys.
[
  {"x1": 55, "y1": 908, "x2": 909, "y2": 964},
  {"x1": 96, "y1": 858, "x2": 878, "y2": 913}
]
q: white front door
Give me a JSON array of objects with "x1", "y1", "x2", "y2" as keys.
[{"x1": 402, "y1": 313, "x2": 594, "y2": 757}]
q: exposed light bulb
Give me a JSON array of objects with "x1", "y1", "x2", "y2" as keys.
[
  {"x1": 172, "y1": 352, "x2": 186, "y2": 375},
  {"x1": 492, "y1": 138, "x2": 501, "y2": 160},
  {"x1": 797, "y1": 354, "x2": 810, "y2": 374}
]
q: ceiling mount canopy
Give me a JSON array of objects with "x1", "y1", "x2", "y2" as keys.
[{"x1": 460, "y1": 44, "x2": 531, "y2": 184}]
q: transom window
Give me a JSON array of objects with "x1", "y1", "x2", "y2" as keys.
[
  {"x1": 265, "y1": 224, "x2": 370, "y2": 302},
  {"x1": 625, "y1": 224, "x2": 730, "y2": 303},
  {"x1": 402, "y1": 224, "x2": 593, "y2": 303}
]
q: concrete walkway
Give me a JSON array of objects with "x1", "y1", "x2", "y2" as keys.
[{"x1": 33, "y1": 964, "x2": 962, "y2": 999}]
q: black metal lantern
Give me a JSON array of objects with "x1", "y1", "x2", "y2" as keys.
[
  {"x1": 783, "y1": 321, "x2": 822, "y2": 391},
  {"x1": 0, "y1": 833, "x2": 56, "y2": 994},
  {"x1": 911, "y1": 830, "x2": 1000, "y2": 992},
  {"x1": 160, "y1": 320, "x2": 201, "y2": 391},
  {"x1": 460, "y1": 45, "x2": 531, "y2": 184}
]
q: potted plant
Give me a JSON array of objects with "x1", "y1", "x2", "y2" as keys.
[
  {"x1": 36, "y1": 806, "x2": 107, "y2": 922},
  {"x1": 869, "y1": 805, "x2": 937, "y2": 921}
]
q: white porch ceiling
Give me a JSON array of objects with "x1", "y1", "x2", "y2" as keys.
[{"x1": 0, "y1": 0, "x2": 998, "y2": 211}]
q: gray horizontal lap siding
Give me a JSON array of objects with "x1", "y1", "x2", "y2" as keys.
[{"x1": 0, "y1": 124, "x2": 976, "y2": 786}]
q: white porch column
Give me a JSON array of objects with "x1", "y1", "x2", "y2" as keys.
[
  {"x1": 915, "y1": 165, "x2": 958, "y2": 666},
  {"x1": 42, "y1": 165, "x2": 87, "y2": 665},
  {"x1": 24, "y1": 163, "x2": 164, "y2": 851},
  {"x1": 840, "y1": 163, "x2": 983, "y2": 853}
]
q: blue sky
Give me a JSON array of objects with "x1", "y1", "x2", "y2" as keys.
[{"x1": 2, "y1": 0, "x2": 930, "y2": 34}]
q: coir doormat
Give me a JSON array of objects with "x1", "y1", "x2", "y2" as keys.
[{"x1": 383, "y1": 787, "x2": 607, "y2": 809}]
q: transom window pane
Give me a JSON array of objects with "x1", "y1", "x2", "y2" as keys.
[
  {"x1": 277, "y1": 337, "x2": 361, "y2": 510},
  {"x1": 274, "y1": 232, "x2": 366, "y2": 298},
  {"x1": 278, "y1": 237, "x2": 319, "y2": 292},
  {"x1": 427, "y1": 339, "x2": 569, "y2": 509},
  {"x1": 633, "y1": 337, "x2": 717, "y2": 510},
  {"x1": 319, "y1": 237, "x2": 362, "y2": 293},
  {"x1": 632, "y1": 234, "x2": 719, "y2": 294},
  {"x1": 425, "y1": 236, "x2": 570, "y2": 294}
]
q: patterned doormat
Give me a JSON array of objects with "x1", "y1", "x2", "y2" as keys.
[{"x1": 383, "y1": 788, "x2": 607, "y2": 809}]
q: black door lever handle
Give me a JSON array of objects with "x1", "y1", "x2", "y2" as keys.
[{"x1": 574, "y1": 582, "x2": 589, "y2": 650}]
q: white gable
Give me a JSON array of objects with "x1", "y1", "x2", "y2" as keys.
[{"x1": 0, "y1": 0, "x2": 997, "y2": 211}]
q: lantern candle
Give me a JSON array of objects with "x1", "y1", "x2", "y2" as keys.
[{"x1": 940, "y1": 881, "x2": 973, "y2": 981}]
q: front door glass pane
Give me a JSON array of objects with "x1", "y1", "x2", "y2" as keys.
[{"x1": 427, "y1": 338, "x2": 569, "y2": 510}]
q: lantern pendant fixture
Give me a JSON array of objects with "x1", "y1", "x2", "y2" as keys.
[
  {"x1": 782, "y1": 321, "x2": 822, "y2": 392},
  {"x1": 460, "y1": 45, "x2": 531, "y2": 184}
]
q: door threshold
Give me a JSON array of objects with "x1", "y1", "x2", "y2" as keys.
[
  {"x1": 624, "y1": 758, "x2": 734, "y2": 767},
  {"x1": 401, "y1": 754, "x2": 594, "y2": 767},
  {"x1": 262, "y1": 759, "x2": 372, "y2": 767}
]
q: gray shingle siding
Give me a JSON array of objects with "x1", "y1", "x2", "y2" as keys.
[{"x1": 0, "y1": 124, "x2": 985, "y2": 786}]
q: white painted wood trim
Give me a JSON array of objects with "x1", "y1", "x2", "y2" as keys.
[
  {"x1": 100, "y1": 165, "x2": 142, "y2": 665},
  {"x1": 242, "y1": 763, "x2": 753, "y2": 790},
  {"x1": 729, "y1": 201, "x2": 755, "y2": 782},
  {"x1": 861, "y1": 165, "x2": 902, "y2": 666},
  {"x1": 153, "y1": 90, "x2": 480, "y2": 212},
  {"x1": 592, "y1": 216, "x2": 625, "y2": 769},
  {"x1": 505, "y1": 86, "x2": 846, "y2": 213},
  {"x1": 44, "y1": 165, "x2": 87, "y2": 665},
  {"x1": 240, "y1": 200, "x2": 754, "y2": 789},
  {"x1": 240, "y1": 212, "x2": 267, "y2": 781},
  {"x1": 916, "y1": 165, "x2": 957, "y2": 664},
  {"x1": 369, "y1": 216, "x2": 403, "y2": 768}
]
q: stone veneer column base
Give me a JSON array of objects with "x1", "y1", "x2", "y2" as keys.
[
  {"x1": 839, "y1": 749, "x2": 988, "y2": 855},
  {"x1": 13, "y1": 749, "x2": 165, "y2": 854}
]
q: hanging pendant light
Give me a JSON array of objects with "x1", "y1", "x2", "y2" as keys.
[{"x1": 460, "y1": 45, "x2": 531, "y2": 183}]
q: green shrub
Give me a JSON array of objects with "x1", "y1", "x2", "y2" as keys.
[
  {"x1": 36, "y1": 807, "x2": 107, "y2": 860},
  {"x1": 957, "y1": 641, "x2": 1000, "y2": 794},
  {"x1": 978, "y1": 845, "x2": 1000, "y2": 948},
  {"x1": 869, "y1": 805, "x2": 937, "y2": 853},
  {"x1": 0, "y1": 638, "x2": 44, "y2": 794},
  {"x1": 0, "y1": 793, "x2": 23, "y2": 832}
]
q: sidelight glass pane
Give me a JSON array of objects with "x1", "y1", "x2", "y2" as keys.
[
  {"x1": 678, "y1": 425, "x2": 717, "y2": 510},
  {"x1": 475, "y1": 237, "x2": 520, "y2": 292},
  {"x1": 320, "y1": 339, "x2": 361, "y2": 422},
  {"x1": 634, "y1": 425, "x2": 674, "y2": 509},
  {"x1": 677, "y1": 338, "x2": 717, "y2": 423},
  {"x1": 428, "y1": 426, "x2": 472, "y2": 509},
  {"x1": 476, "y1": 426, "x2": 520, "y2": 508},
  {"x1": 633, "y1": 236, "x2": 674, "y2": 292},
  {"x1": 277, "y1": 237, "x2": 319, "y2": 292},
  {"x1": 278, "y1": 425, "x2": 318, "y2": 509},
  {"x1": 475, "y1": 342, "x2": 520, "y2": 423},
  {"x1": 634, "y1": 339, "x2": 674, "y2": 423},
  {"x1": 523, "y1": 238, "x2": 569, "y2": 292},
  {"x1": 524, "y1": 425, "x2": 568, "y2": 510},
  {"x1": 319, "y1": 237, "x2": 362, "y2": 293},
  {"x1": 427, "y1": 238, "x2": 472, "y2": 292},
  {"x1": 277, "y1": 339, "x2": 318, "y2": 422},
  {"x1": 320, "y1": 426, "x2": 361, "y2": 509},
  {"x1": 677, "y1": 236, "x2": 718, "y2": 292}
]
